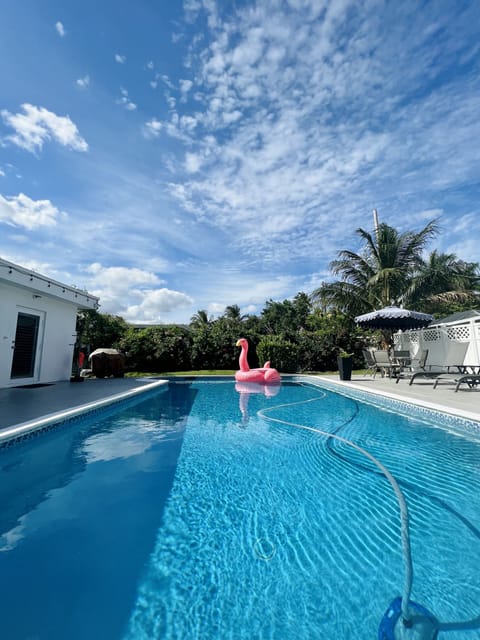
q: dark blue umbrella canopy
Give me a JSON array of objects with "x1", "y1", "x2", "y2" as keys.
[{"x1": 355, "y1": 306, "x2": 434, "y2": 330}]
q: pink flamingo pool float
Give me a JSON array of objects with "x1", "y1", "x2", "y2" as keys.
[{"x1": 235, "y1": 338, "x2": 281, "y2": 384}]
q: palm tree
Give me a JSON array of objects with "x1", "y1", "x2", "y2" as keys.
[
  {"x1": 406, "y1": 250, "x2": 480, "y2": 314},
  {"x1": 190, "y1": 309, "x2": 212, "y2": 329},
  {"x1": 313, "y1": 219, "x2": 439, "y2": 317},
  {"x1": 222, "y1": 304, "x2": 247, "y2": 322}
]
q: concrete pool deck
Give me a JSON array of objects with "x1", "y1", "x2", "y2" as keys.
[
  {"x1": 0, "y1": 373, "x2": 479, "y2": 443},
  {"x1": 315, "y1": 373, "x2": 480, "y2": 424},
  {"x1": 0, "y1": 377, "x2": 168, "y2": 442}
]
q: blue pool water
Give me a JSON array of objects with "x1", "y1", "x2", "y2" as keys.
[{"x1": 0, "y1": 380, "x2": 479, "y2": 639}]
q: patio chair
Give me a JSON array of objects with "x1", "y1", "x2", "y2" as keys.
[
  {"x1": 372, "y1": 350, "x2": 402, "y2": 378},
  {"x1": 393, "y1": 350, "x2": 411, "y2": 365},
  {"x1": 362, "y1": 349, "x2": 379, "y2": 377},
  {"x1": 393, "y1": 350, "x2": 411, "y2": 374},
  {"x1": 395, "y1": 349, "x2": 428, "y2": 384}
]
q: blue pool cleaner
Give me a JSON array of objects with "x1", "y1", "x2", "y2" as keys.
[{"x1": 378, "y1": 596, "x2": 438, "y2": 640}]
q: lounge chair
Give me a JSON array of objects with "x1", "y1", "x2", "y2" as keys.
[
  {"x1": 432, "y1": 369, "x2": 480, "y2": 392},
  {"x1": 405, "y1": 342, "x2": 469, "y2": 386}
]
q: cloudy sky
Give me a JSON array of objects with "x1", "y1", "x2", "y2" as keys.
[{"x1": 1, "y1": 0, "x2": 479, "y2": 324}]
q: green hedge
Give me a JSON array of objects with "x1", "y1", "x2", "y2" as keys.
[{"x1": 257, "y1": 337, "x2": 299, "y2": 373}]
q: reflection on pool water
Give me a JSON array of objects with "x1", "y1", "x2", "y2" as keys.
[{"x1": 0, "y1": 380, "x2": 479, "y2": 639}]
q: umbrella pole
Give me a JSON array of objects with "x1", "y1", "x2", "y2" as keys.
[{"x1": 380, "y1": 329, "x2": 394, "y2": 353}]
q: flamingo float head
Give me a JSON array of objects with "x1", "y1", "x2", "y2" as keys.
[{"x1": 236, "y1": 338, "x2": 250, "y2": 372}]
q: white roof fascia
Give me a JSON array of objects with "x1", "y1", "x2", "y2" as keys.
[{"x1": 0, "y1": 258, "x2": 99, "y2": 310}]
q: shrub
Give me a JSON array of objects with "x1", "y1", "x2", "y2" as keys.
[
  {"x1": 257, "y1": 336, "x2": 299, "y2": 373},
  {"x1": 120, "y1": 326, "x2": 192, "y2": 372}
]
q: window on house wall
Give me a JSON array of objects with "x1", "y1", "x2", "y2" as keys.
[{"x1": 10, "y1": 313, "x2": 40, "y2": 378}]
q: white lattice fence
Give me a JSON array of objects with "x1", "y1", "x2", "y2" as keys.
[
  {"x1": 396, "y1": 319, "x2": 480, "y2": 366},
  {"x1": 446, "y1": 325, "x2": 471, "y2": 341}
]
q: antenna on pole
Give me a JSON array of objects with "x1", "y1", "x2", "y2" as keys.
[{"x1": 373, "y1": 209, "x2": 379, "y2": 242}]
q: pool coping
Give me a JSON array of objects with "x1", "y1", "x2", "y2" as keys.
[{"x1": 0, "y1": 379, "x2": 168, "y2": 445}]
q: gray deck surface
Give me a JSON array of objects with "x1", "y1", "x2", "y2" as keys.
[
  {"x1": 323, "y1": 373, "x2": 480, "y2": 423},
  {"x1": 0, "y1": 373, "x2": 479, "y2": 435},
  {"x1": 0, "y1": 377, "x2": 161, "y2": 431}
]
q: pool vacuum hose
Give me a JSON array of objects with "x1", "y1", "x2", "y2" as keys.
[{"x1": 258, "y1": 395, "x2": 440, "y2": 640}]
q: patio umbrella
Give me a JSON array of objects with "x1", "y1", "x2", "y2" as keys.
[{"x1": 354, "y1": 306, "x2": 434, "y2": 331}]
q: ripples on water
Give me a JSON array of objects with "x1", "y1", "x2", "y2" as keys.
[{"x1": 0, "y1": 380, "x2": 479, "y2": 639}]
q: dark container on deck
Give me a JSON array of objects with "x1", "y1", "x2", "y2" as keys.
[
  {"x1": 89, "y1": 349, "x2": 125, "y2": 378},
  {"x1": 337, "y1": 355, "x2": 353, "y2": 381}
]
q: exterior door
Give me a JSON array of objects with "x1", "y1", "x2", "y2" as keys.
[{"x1": 10, "y1": 312, "x2": 41, "y2": 379}]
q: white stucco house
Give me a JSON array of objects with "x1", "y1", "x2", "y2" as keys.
[{"x1": 0, "y1": 258, "x2": 99, "y2": 389}]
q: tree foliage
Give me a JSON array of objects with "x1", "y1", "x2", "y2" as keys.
[
  {"x1": 312, "y1": 219, "x2": 480, "y2": 319},
  {"x1": 261, "y1": 292, "x2": 312, "y2": 339},
  {"x1": 406, "y1": 250, "x2": 480, "y2": 314},
  {"x1": 119, "y1": 325, "x2": 191, "y2": 372},
  {"x1": 77, "y1": 223, "x2": 479, "y2": 374},
  {"x1": 77, "y1": 310, "x2": 128, "y2": 351}
]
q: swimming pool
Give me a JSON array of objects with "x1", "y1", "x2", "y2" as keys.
[{"x1": 0, "y1": 379, "x2": 479, "y2": 639}]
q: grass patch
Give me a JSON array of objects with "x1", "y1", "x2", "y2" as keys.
[
  {"x1": 126, "y1": 370, "x2": 236, "y2": 377},
  {"x1": 126, "y1": 369, "x2": 367, "y2": 378}
]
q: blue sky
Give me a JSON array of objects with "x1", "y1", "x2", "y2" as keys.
[{"x1": 1, "y1": 0, "x2": 479, "y2": 324}]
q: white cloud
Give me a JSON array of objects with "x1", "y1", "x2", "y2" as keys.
[
  {"x1": 1, "y1": 104, "x2": 88, "y2": 153},
  {"x1": 86, "y1": 262, "x2": 162, "y2": 293},
  {"x1": 222, "y1": 110, "x2": 242, "y2": 124},
  {"x1": 231, "y1": 27, "x2": 264, "y2": 68},
  {"x1": 55, "y1": 21, "x2": 66, "y2": 37},
  {"x1": 83, "y1": 263, "x2": 193, "y2": 322},
  {"x1": 0, "y1": 168, "x2": 4, "y2": 177},
  {"x1": 144, "y1": 118, "x2": 162, "y2": 137},
  {"x1": 115, "y1": 53, "x2": 126, "y2": 63},
  {"x1": 179, "y1": 79, "x2": 193, "y2": 98},
  {"x1": 207, "y1": 302, "x2": 225, "y2": 315},
  {"x1": 0, "y1": 193, "x2": 66, "y2": 229},
  {"x1": 147, "y1": 60, "x2": 154, "y2": 69},
  {"x1": 161, "y1": 74, "x2": 175, "y2": 90},
  {"x1": 124, "y1": 289, "x2": 194, "y2": 322},
  {"x1": 148, "y1": 0, "x2": 480, "y2": 268},
  {"x1": 117, "y1": 88, "x2": 137, "y2": 111},
  {"x1": 185, "y1": 152, "x2": 202, "y2": 173},
  {"x1": 180, "y1": 115, "x2": 197, "y2": 131},
  {"x1": 76, "y1": 75, "x2": 90, "y2": 88},
  {"x1": 416, "y1": 208, "x2": 443, "y2": 222}
]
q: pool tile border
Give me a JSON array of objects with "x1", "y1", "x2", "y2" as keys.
[
  {"x1": 0, "y1": 379, "x2": 168, "y2": 449},
  {"x1": 159, "y1": 374, "x2": 480, "y2": 433},
  {"x1": 296, "y1": 375, "x2": 480, "y2": 435}
]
